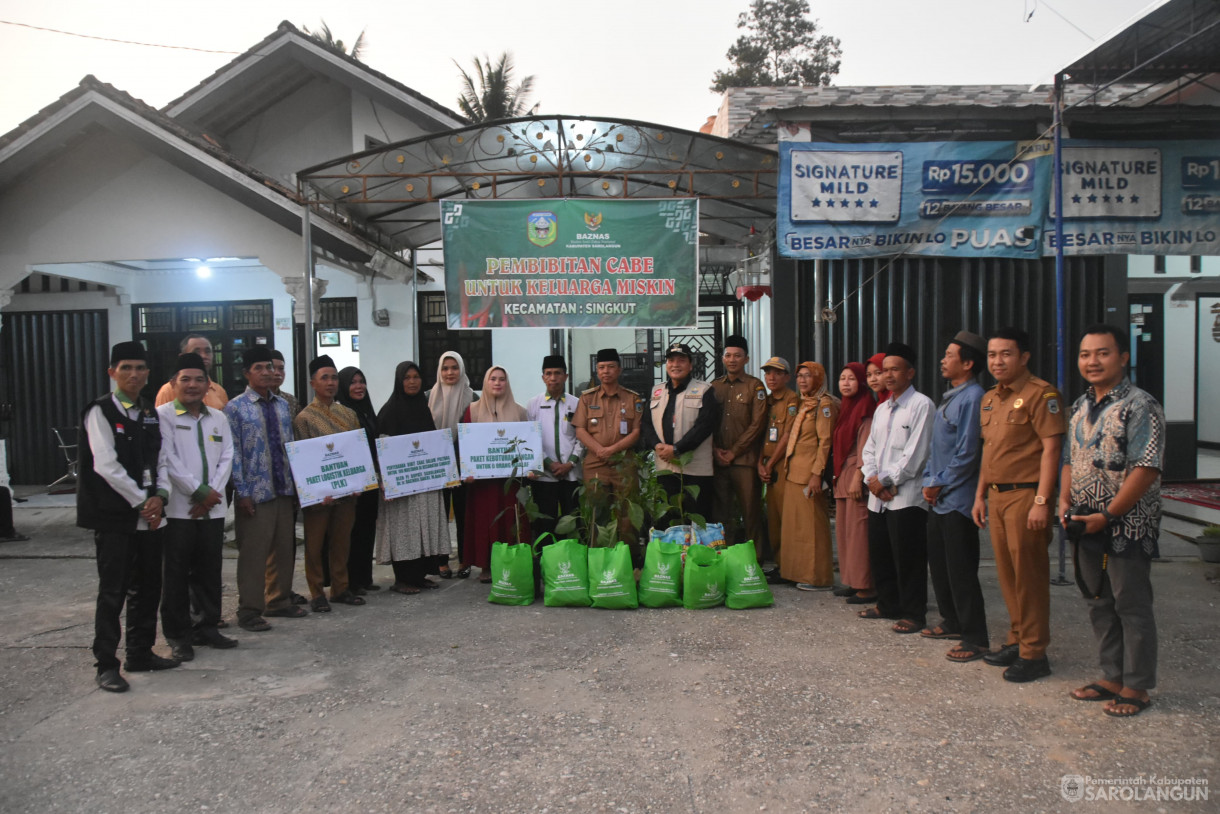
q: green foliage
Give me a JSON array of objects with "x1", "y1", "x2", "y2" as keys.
[
  {"x1": 455, "y1": 52, "x2": 537, "y2": 123},
  {"x1": 710, "y1": 0, "x2": 841, "y2": 92},
  {"x1": 490, "y1": 436, "x2": 547, "y2": 545},
  {"x1": 1203, "y1": 525, "x2": 1220, "y2": 538},
  {"x1": 301, "y1": 21, "x2": 367, "y2": 60}
]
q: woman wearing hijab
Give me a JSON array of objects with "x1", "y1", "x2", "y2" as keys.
[
  {"x1": 375, "y1": 361, "x2": 452, "y2": 594},
  {"x1": 832, "y1": 362, "x2": 879, "y2": 604},
  {"x1": 428, "y1": 351, "x2": 474, "y2": 578},
  {"x1": 461, "y1": 365, "x2": 530, "y2": 583},
  {"x1": 780, "y1": 362, "x2": 839, "y2": 590},
  {"x1": 338, "y1": 367, "x2": 381, "y2": 594}
]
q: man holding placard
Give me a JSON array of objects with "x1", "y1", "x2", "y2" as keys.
[
  {"x1": 293, "y1": 355, "x2": 366, "y2": 613},
  {"x1": 526, "y1": 355, "x2": 583, "y2": 541}
]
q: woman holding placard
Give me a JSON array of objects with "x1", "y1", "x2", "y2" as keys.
[
  {"x1": 428, "y1": 351, "x2": 474, "y2": 578},
  {"x1": 338, "y1": 366, "x2": 381, "y2": 594},
  {"x1": 376, "y1": 361, "x2": 451, "y2": 594},
  {"x1": 461, "y1": 366, "x2": 530, "y2": 583}
]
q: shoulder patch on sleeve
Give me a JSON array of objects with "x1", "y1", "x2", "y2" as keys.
[
  {"x1": 756, "y1": 389, "x2": 766, "y2": 400},
  {"x1": 822, "y1": 406, "x2": 831, "y2": 418},
  {"x1": 788, "y1": 404, "x2": 798, "y2": 416},
  {"x1": 1047, "y1": 398, "x2": 1060, "y2": 414}
]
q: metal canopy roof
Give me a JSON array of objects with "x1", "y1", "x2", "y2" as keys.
[
  {"x1": 1057, "y1": 0, "x2": 1220, "y2": 87},
  {"x1": 297, "y1": 115, "x2": 778, "y2": 251}
]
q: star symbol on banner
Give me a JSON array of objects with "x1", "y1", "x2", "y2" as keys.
[
  {"x1": 1072, "y1": 194, "x2": 1082, "y2": 203},
  {"x1": 1115, "y1": 194, "x2": 1125, "y2": 203},
  {"x1": 1130, "y1": 194, "x2": 1140, "y2": 203},
  {"x1": 840, "y1": 199, "x2": 850, "y2": 207},
  {"x1": 870, "y1": 199, "x2": 879, "y2": 208},
  {"x1": 855, "y1": 199, "x2": 865, "y2": 208},
  {"x1": 826, "y1": 199, "x2": 836, "y2": 207},
  {"x1": 1103, "y1": 194, "x2": 1112, "y2": 203},
  {"x1": 1087, "y1": 194, "x2": 1098, "y2": 203},
  {"x1": 810, "y1": 198, "x2": 822, "y2": 207}
]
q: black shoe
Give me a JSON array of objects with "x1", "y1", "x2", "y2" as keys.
[
  {"x1": 832, "y1": 585, "x2": 856, "y2": 597},
  {"x1": 169, "y1": 641, "x2": 195, "y2": 662},
  {"x1": 1003, "y1": 657, "x2": 1052, "y2": 683},
  {"x1": 123, "y1": 653, "x2": 181, "y2": 672},
  {"x1": 290, "y1": 592, "x2": 309, "y2": 606},
  {"x1": 96, "y1": 668, "x2": 129, "y2": 693},
  {"x1": 983, "y1": 643, "x2": 1020, "y2": 667},
  {"x1": 238, "y1": 616, "x2": 272, "y2": 632},
  {"x1": 192, "y1": 628, "x2": 238, "y2": 649}
]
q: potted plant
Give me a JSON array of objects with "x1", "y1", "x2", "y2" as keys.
[{"x1": 1195, "y1": 525, "x2": 1220, "y2": 563}]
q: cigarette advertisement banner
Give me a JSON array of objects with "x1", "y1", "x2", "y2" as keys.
[
  {"x1": 440, "y1": 198, "x2": 699, "y2": 329},
  {"x1": 1045, "y1": 139, "x2": 1220, "y2": 256},
  {"x1": 779, "y1": 139, "x2": 1220, "y2": 259},
  {"x1": 285, "y1": 429, "x2": 379, "y2": 508},
  {"x1": 779, "y1": 140, "x2": 1052, "y2": 259},
  {"x1": 457, "y1": 421, "x2": 544, "y2": 480},
  {"x1": 375, "y1": 429, "x2": 460, "y2": 500}
]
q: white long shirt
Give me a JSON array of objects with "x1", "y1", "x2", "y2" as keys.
[
  {"x1": 860, "y1": 386, "x2": 935, "y2": 513},
  {"x1": 156, "y1": 401, "x2": 234, "y2": 520},
  {"x1": 525, "y1": 391, "x2": 584, "y2": 482},
  {"x1": 84, "y1": 392, "x2": 168, "y2": 531}
]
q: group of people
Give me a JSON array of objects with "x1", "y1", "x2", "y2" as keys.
[{"x1": 80, "y1": 324, "x2": 1165, "y2": 719}]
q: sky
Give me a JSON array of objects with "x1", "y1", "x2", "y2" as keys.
[{"x1": 0, "y1": 0, "x2": 1158, "y2": 136}]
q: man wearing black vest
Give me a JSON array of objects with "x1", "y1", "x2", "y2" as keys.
[{"x1": 78, "y1": 341, "x2": 179, "y2": 693}]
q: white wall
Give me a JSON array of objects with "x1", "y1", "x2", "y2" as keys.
[
  {"x1": 350, "y1": 92, "x2": 436, "y2": 153},
  {"x1": 492, "y1": 329, "x2": 552, "y2": 400}
]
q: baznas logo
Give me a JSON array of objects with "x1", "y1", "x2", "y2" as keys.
[
  {"x1": 744, "y1": 564, "x2": 757, "y2": 579},
  {"x1": 500, "y1": 569, "x2": 511, "y2": 583},
  {"x1": 558, "y1": 561, "x2": 572, "y2": 575},
  {"x1": 527, "y1": 210, "x2": 558, "y2": 247},
  {"x1": 600, "y1": 569, "x2": 618, "y2": 585},
  {"x1": 656, "y1": 562, "x2": 670, "y2": 576},
  {"x1": 583, "y1": 211, "x2": 603, "y2": 231}
]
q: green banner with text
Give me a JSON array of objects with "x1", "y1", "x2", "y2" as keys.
[{"x1": 441, "y1": 198, "x2": 699, "y2": 329}]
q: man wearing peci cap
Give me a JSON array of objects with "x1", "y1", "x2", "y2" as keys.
[
  {"x1": 293, "y1": 355, "x2": 366, "y2": 613},
  {"x1": 157, "y1": 353, "x2": 237, "y2": 662},
  {"x1": 859, "y1": 342, "x2": 935, "y2": 634},
  {"x1": 973, "y1": 327, "x2": 1065, "y2": 683},
  {"x1": 573, "y1": 348, "x2": 643, "y2": 506},
  {"x1": 711, "y1": 335, "x2": 769, "y2": 555},
  {"x1": 525, "y1": 355, "x2": 583, "y2": 542},
  {"x1": 78, "y1": 341, "x2": 179, "y2": 692},
  {"x1": 224, "y1": 345, "x2": 305, "y2": 632},
  {"x1": 921, "y1": 331, "x2": 990, "y2": 662},
  {"x1": 642, "y1": 343, "x2": 719, "y2": 524},
  {"x1": 757, "y1": 356, "x2": 800, "y2": 566}
]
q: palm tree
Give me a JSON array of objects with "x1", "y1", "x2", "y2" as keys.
[
  {"x1": 454, "y1": 52, "x2": 537, "y2": 122},
  {"x1": 301, "y1": 20, "x2": 367, "y2": 60}
]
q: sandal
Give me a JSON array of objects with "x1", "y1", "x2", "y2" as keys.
[
  {"x1": 1071, "y1": 683, "x2": 1119, "y2": 702},
  {"x1": 920, "y1": 625, "x2": 961, "y2": 640},
  {"x1": 845, "y1": 593, "x2": 876, "y2": 605},
  {"x1": 1103, "y1": 695, "x2": 1152, "y2": 717},
  {"x1": 857, "y1": 607, "x2": 884, "y2": 619},
  {"x1": 892, "y1": 619, "x2": 921, "y2": 634},
  {"x1": 946, "y1": 644, "x2": 987, "y2": 663},
  {"x1": 456, "y1": 566, "x2": 472, "y2": 579},
  {"x1": 331, "y1": 591, "x2": 366, "y2": 606},
  {"x1": 310, "y1": 596, "x2": 332, "y2": 613},
  {"x1": 438, "y1": 567, "x2": 454, "y2": 580},
  {"x1": 389, "y1": 583, "x2": 421, "y2": 595}
]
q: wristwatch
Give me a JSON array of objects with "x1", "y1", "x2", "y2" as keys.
[
  {"x1": 1033, "y1": 495, "x2": 1047, "y2": 505},
  {"x1": 1100, "y1": 508, "x2": 1118, "y2": 524}
]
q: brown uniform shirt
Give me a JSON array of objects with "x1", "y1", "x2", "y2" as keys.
[
  {"x1": 761, "y1": 387, "x2": 800, "y2": 467},
  {"x1": 572, "y1": 384, "x2": 643, "y2": 478},
  {"x1": 979, "y1": 372, "x2": 1066, "y2": 485},
  {"x1": 711, "y1": 372, "x2": 768, "y2": 467}
]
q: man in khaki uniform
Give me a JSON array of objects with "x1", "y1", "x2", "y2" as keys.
[
  {"x1": 971, "y1": 327, "x2": 1065, "y2": 683},
  {"x1": 572, "y1": 347, "x2": 643, "y2": 509},
  {"x1": 711, "y1": 335, "x2": 769, "y2": 554},
  {"x1": 756, "y1": 356, "x2": 799, "y2": 566}
]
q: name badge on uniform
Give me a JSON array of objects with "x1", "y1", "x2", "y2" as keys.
[
  {"x1": 619, "y1": 420, "x2": 628, "y2": 435},
  {"x1": 210, "y1": 434, "x2": 223, "y2": 442},
  {"x1": 768, "y1": 427, "x2": 778, "y2": 442},
  {"x1": 141, "y1": 468, "x2": 152, "y2": 489}
]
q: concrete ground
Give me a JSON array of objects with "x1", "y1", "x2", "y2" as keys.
[{"x1": 1, "y1": 494, "x2": 1217, "y2": 814}]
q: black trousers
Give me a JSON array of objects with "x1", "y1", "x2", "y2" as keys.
[
  {"x1": 867, "y1": 506, "x2": 928, "y2": 625},
  {"x1": 391, "y1": 558, "x2": 429, "y2": 586},
  {"x1": 531, "y1": 479, "x2": 578, "y2": 541},
  {"x1": 346, "y1": 490, "x2": 380, "y2": 589},
  {"x1": 926, "y1": 509, "x2": 989, "y2": 647},
  {"x1": 161, "y1": 518, "x2": 224, "y2": 641},
  {"x1": 93, "y1": 528, "x2": 163, "y2": 671},
  {"x1": 657, "y1": 473, "x2": 714, "y2": 528},
  {"x1": 0, "y1": 486, "x2": 15, "y2": 537}
]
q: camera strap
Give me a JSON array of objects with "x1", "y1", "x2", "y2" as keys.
[{"x1": 1073, "y1": 541, "x2": 1108, "y2": 600}]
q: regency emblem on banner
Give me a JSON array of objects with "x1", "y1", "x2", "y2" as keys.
[
  {"x1": 527, "y1": 210, "x2": 557, "y2": 247},
  {"x1": 583, "y1": 211, "x2": 603, "y2": 231}
]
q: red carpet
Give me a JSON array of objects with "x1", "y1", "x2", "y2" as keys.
[{"x1": 1162, "y1": 482, "x2": 1220, "y2": 512}]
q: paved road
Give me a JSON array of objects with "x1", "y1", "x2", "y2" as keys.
[{"x1": 0, "y1": 504, "x2": 1216, "y2": 813}]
